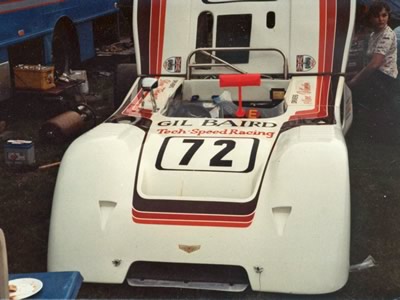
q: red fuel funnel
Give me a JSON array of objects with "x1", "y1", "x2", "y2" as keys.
[{"x1": 219, "y1": 74, "x2": 261, "y2": 118}]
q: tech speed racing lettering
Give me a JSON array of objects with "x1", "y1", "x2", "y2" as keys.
[
  {"x1": 159, "y1": 128, "x2": 275, "y2": 138},
  {"x1": 156, "y1": 137, "x2": 258, "y2": 172}
]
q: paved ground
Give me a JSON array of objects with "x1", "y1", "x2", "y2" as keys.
[
  {"x1": 1, "y1": 55, "x2": 400, "y2": 298},
  {"x1": 343, "y1": 88, "x2": 400, "y2": 300}
]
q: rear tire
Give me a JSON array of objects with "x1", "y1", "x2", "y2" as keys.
[{"x1": 114, "y1": 63, "x2": 137, "y2": 109}]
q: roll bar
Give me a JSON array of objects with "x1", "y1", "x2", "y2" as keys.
[{"x1": 186, "y1": 47, "x2": 288, "y2": 80}]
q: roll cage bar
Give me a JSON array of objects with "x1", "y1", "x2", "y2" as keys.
[{"x1": 186, "y1": 47, "x2": 288, "y2": 80}]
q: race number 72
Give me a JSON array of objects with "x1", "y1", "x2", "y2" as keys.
[{"x1": 156, "y1": 137, "x2": 258, "y2": 173}]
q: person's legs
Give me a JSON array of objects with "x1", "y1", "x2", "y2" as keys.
[{"x1": 372, "y1": 71, "x2": 398, "y2": 99}]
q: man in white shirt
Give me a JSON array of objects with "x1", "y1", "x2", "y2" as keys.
[{"x1": 348, "y1": 1, "x2": 398, "y2": 98}]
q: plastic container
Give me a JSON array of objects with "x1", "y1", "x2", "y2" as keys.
[{"x1": 4, "y1": 140, "x2": 35, "y2": 165}]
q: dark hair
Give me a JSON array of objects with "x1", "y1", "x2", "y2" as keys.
[{"x1": 368, "y1": 1, "x2": 391, "y2": 19}]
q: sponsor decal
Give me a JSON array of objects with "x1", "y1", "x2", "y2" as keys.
[
  {"x1": 303, "y1": 95, "x2": 312, "y2": 104},
  {"x1": 122, "y1": 79, "x2": 176, "y2": 117},
  {"x1": 163, "y1": 56, "x2": 182, "y2": 73},
  {"x1": 297, "y1": 81, "x2": 312, "y2": 95},
  {"x1": 157, "y1": 128, "x2": 275, "y2": 138},
  {"x1": 157, "y1": 119, "x2": 277, "y2": 128},
  {"x1": 296, "y1": 55, "x2": 316, "y2": 72},
  {"x1": 151, "y1": 78, "x2": 172, "y2": 97},
  {"x1": 290, "y1": 81, "x2": 314, "y2": 106},
  {"x1": 121, "y1": 92, "x2": 146, "y2": 117}
]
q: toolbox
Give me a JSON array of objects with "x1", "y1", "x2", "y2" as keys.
[
  {"x1": 13, "y1": 64, "x2": 55, "y2": 90},
  {"x1": 4, "y1": 140, "x2": 36, "y2": 166}
]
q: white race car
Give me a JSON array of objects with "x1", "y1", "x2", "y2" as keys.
[{"x1": 48, "y1": 0, "x2": 356, "y2": 295}]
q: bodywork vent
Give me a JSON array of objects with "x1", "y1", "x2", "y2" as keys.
[{"x1": 126, "y1": 262, "x2": 249, "y2": 292}]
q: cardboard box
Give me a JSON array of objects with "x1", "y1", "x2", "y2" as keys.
[
  {"x1": 4, "y1": 140, "x2": 35, "y2": 166},
  {"x1": 13, "y1": 64, "x2": 55, "y2": 90}
]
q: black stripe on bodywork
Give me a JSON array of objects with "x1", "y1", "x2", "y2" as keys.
[
  {"x1": 137, "y1": 0, "x2": 151, "y2": 75},
  {"x1": 328, "y1": 0, "x2": 352, "y2": 122},
  {"x1": 330, "y1": 0, "x2": 351, "y2": 107},
  {"x1": 323, "y1": 0, "x2": 351, "y2": 120},
  {"x1": 333, "y1": 0, "x2": 351, "y2": 75},
  {"x1": 133, "y1": 190, "x2": 259, "y2": 215}
]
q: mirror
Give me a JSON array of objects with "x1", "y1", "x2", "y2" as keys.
[{"x1": 141, "y1": 78, "x2": 158, "y2": 91}]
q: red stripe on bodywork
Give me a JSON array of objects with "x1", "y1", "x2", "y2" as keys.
[
  {"x1": 149, "y1": 0, "x2": 166, "y2": 74},
  {"x1": 290, "y1": 0, "x2": 336, "y2": 121},
  {"x1": 132, "y1": 208, "x2": 255, "y2": 222},
  {"x1": 133, "y1": 217, "x2": 253, "y2": 228},
  {"x1": 132, "y1": 208, "x2": 255, "y2": 227}
]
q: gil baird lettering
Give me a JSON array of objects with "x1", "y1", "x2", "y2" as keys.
[{"x1": 157, "y1": 119, "x2": 277, "y2": 128}]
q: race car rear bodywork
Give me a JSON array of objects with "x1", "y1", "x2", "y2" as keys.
[{"x1": 48, "y1": 0, "x2": 356, "y2": 294}]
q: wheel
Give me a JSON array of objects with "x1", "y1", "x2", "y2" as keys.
[{"x1": 114, "y1": 63, "x2": 137, "y2": 109}]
